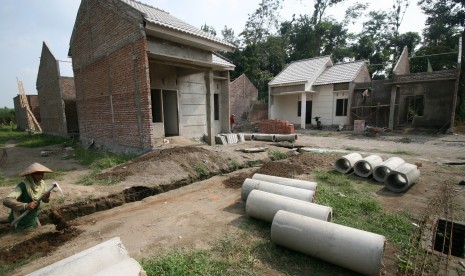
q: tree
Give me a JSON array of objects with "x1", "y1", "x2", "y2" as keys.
[
  {"x1": 418, "y1": 0, "x2": 465, "y2": 120},
  {"x1": 311, "y1": 0, "x2": 347, "y2": 55},
  {"x1": 201, "y1": 24, "x2": 217, "y2": 36},
  {"x1": 240, "y1": 0, "x2": 283, "y2": 46}
]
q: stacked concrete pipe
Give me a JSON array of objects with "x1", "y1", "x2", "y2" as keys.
[
  {"x1": 273, "y1": 134, "x2": 298, "y2": 142},
  {"x1": 252, "y1": 173, "x2": 317, "y2": 191},
  {"x1": 384, "y1": 162, "x2": 420, "y2": 193},
  {"x1": 241, "y1": 178, "x2": 315, "y2": 202},
  {"x1": 271, "y1": 210, "x2": 385, "y2": 276},
  {"x1": 334, "y1": 153, "x2": 363, "y2": 174},
  {"x1": 252, "y1": 133, "x2": 274, "y2": 141},
  {"x1": 354, "y1": 155, "x2": 383, "y2": 178},
  {"x1": 373, "y1": 157, "x2": 405, "y2": 183},
  {"x1": 246, "y1": 190, "x2": 332, "y2": 223}
]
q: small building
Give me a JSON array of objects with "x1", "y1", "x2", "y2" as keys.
[
  {"x1": 69, "y1": 0, "x2": 235, "y2": 153},
  {"x1": 388, "y1": 47, "x2": 459, "y2": 131},
  {"x1": 36, "y1": 42, "x2": 79, "y2": 137},
  {"x1": 229, "y1": 74, "x2": 259, "y2": 122},
  {"x1": 268, "y1": 56, "x2": 371, "y2": 128},
  {"x1": 13, "y1": 95, "x2": 41, "y2": 130}
]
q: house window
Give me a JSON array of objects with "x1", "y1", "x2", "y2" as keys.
[
  {"x1": 297, "y1": 101, "x2": 302, "y2": 117},
  {"x1": 334, "y1": 83, "x2": 349, "y2": 91},
  {"x1": 406, "y1": 95, "x2": 424, "y2": 122},
  {"x1": 151, "y1": 89, "x2": 162, "y2": 123},
  {"x1": 214, "y1": 94, "x2": 219, "y2": 120},
  {"x1": 336, "y1": 98, "x2": 348, "y2": 116}
]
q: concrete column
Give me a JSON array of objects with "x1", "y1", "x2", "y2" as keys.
[
  {"x1": 301, "y1": 92, "x2": 306, "y2": 129},
  {"x1": 205, "y1": 70, "x2": 215, "y2": 145},
  {"x1": 389, "y1": 85, "x2": 398, "y2": 130},
  {"x1": 271, "y1": 210, "x2": 385, "y2": 276}
]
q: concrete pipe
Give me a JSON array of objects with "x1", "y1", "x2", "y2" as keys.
[
  {"x1": 243, "y1": 133, "x2": 253, "y2": 141},
  {"x1": 373, "y1": 157, "x2": 405, "y2": 183},
  {"x1": 252, "y1": 173, "x2": 317, "y2": 191},
  {"x1": 241, "y1": 178, "x2": 315, "y2": 202},
  {"x1": 334, "y1": 153, "x2": 363, "y2": 174},
  {"x1": 271, "y1": 210, "x2": 385, "y2": 276},
  {"x1": 354, "y1": 155, "x2": 383, "y2": 178},
  {"x1": 384, "y1": 163, "x2": 420, "y2": 193},
  {"x1": 273, "y1": 134, "x2": 298, "y2": 142},
  {"x1": 252, "y1": 133, "x2": 275, "y2": 142},
  {"x1": 246, "y1": 190, "x2": 331, "y2": 223}
]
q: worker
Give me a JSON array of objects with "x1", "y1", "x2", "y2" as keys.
[
  {"x1": 3, "y1": 163, "x2": 53, "y2": 229},
  {"x1": 230, "y1": 114, "x2": 235, "y2": 133}
]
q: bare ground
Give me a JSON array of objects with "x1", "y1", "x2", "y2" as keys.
[{"x1": 1, "y1": 130, "x2": 465, "y2": 275}]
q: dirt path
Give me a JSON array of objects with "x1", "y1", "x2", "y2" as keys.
[{"x1": 1, "y1": 130, "x2": 464, "y2": 275}]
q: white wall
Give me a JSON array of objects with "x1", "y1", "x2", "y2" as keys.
[{"x1": 312, "y1": 85, "x2": 350, "y2": 126}]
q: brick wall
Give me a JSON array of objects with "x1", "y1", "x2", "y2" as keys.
[
  {"x1": 229, "y1": 74, "x2": 258, "y2": 122},
  {"x1": 36, "y1": 42, "x2": 68, "y2": 136},
  {"x1": 13, "y1": 95, "x2": 41, "y2": 130},
  {"x1": 71, "y1": 0, "x2": 152, "y2": 153},
  {"x1": 258, "y1": 119, "x2": 294, "y2": 134}
]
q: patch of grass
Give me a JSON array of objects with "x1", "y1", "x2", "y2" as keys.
[
  {"x1": 268, "y1": 150, "x2": 288, "y2": 161},
  {"x1": 195, "y1": 163, "x2": 209, "y2": 176},
  {"x1": 314, "y1": 170, "x2": 413, "y2": 245},
  {"x1": 0, "y1": 174, "x2": 19, "y2": 187},
  {"x1": 229, "y1": 160, "x2": 241, "y2": 170}
]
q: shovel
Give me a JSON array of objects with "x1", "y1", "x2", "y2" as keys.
[{"x1": 11, "y1": 182, "x2": 64, "y2": 228}]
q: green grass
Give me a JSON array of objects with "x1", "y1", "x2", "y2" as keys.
[
  {"x1": 194, "y1": 163, "x2": 209, "y2": 176},
  {"x1": 314, "y1": 170, "x2": 413, "y2": 245},
  {"x1": 268, "y1": 150, "x2": 288, "y2": 161}
]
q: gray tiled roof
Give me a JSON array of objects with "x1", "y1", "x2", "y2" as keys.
[
  {"x1": 314, "y1": 61, "x2": 367, "y2": 85},
  {"x1": 269, "y1": 56, "x2": 332, "y2": 85},
  {"x1": 212, "y1": 54, "x2": 235, "y2": 69},
  {"x1": 122, "y1": 0, "x2": 234, "y2": 49}
]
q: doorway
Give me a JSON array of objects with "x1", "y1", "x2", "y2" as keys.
[
  {"x1": 162, "y1": 90, "x2": 179, "y2": 136},
  {"x1": 305, "y1": 101, "x2": 312, "y2": 124}
]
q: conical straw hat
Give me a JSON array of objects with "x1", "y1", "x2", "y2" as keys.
[{"x1": 20, "y1": 163, "x2": 53, "y2": 176}]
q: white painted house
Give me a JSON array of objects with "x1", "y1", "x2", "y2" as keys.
[{"x1": 268, "y1": 56, "x2": 371, "y2": 128}]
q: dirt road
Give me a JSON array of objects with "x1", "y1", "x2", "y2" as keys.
[{"x1": 1, "y1": 130, "x2": 464, "y2": 275}]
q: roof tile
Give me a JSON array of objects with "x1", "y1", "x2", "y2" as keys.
[
  {"x1": 269, "y1": 56, "x2": 332, "y2": 85},
  {"x1": 314, "y1": 61, "x2": 367, "y2": 85}
]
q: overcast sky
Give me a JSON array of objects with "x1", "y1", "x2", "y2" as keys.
[{"x1": 0, "y1": 0, "x2": 426, "y2": 108}]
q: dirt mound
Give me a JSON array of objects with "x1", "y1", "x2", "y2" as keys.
[
  {"x1": 222, "y1": 152, "x2": 337, "y2": 189},
  {"x1": 95, "y1": 146, "x2": 232, "y2": 182},
  {"x1": 0, "y1": 227, "x2": 81, "y2": 265}
]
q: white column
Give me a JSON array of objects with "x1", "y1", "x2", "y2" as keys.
[{"x1": 301, "y1": 92, "x2": 306, "y2": 129}]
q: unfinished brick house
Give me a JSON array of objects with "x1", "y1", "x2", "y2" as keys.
[
  {"x1": 36, "y1": 42, "x2": 79, "y2": 137},
  {"x1": 69, "y1": 0, "x2": 235, "y2": 153},
  {"x1": 229, "y1": 74, "x2": 258, "y2": 122},
  {"x1": 351, "y1": 47, "x2": 460, "y2": 132},
  {"x1": 13, "y1": 95, "x2": 41, "y2": 130}
]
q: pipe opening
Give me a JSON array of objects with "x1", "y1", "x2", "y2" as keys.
[
  {"x1": 335, "y1": 159, "x2": 350, "y2": 171},
  {"x1": 374, "y1": 167, "x2": 390, "y2": 181},
  {"x1": 433, "y1": 219, "x2": 465, "y2": 257},
  {"x1": 355, "y1": 162, "x2": 371, "y2": 174},
  {"x1": 386, "y1": 173, "x2": 407, "y2": 189}
]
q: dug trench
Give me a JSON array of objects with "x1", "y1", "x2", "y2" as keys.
[{"x1": 0, "y1": 147, "x2": 335, "y2": 268}]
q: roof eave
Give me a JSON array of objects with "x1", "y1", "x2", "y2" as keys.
[{"x1": 145, "y1": 22, "x2": 235, "y2": 52}]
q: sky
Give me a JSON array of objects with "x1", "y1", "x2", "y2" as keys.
[{"x1": 0, "y1": 0, "x2": 426, "y2": 108}]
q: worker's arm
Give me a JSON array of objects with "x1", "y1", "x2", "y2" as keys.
[{"x1": 3, "y1": 186, "x2": 30, "y2": 211}]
